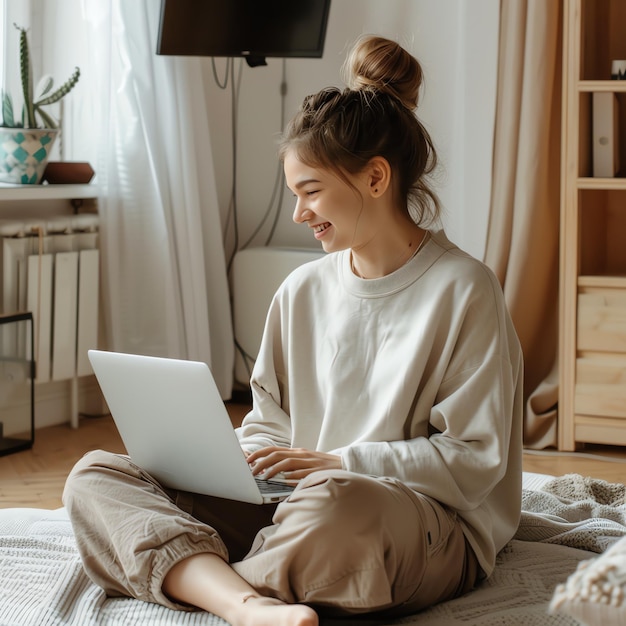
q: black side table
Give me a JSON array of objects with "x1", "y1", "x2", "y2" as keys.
[{"x1": 0, "y1": 312, "x2": 35, "y2": 456}]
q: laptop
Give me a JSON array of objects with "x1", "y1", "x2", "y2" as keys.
[{"x1": 87, "y1": 350, "x2": 296, "y2": 504}]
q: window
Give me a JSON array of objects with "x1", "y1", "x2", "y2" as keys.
[
  {"x1": 2, "y1": 1, "x2": 37, "y2": 107},
  {"x1": 0, "y1": 0, "x2": 86, "y2": 162}
]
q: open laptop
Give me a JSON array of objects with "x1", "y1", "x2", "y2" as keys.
[{"x1": 87, "y1": 350, "x2": 295, "y2": 504}]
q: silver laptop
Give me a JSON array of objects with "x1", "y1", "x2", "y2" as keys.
[{"x1": 87, "y1": 350, "x2": 295, "y2": 504}]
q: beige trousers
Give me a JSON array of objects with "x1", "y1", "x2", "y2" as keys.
[{"x1": 63, "y1": 450, "x2": 479, "y2": 617}]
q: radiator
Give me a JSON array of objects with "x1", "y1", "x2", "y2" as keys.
[
  {"x1": 232, "y1": 246, "x2": 325, "y2": 385},
  {"x1": 0, "y1": 215, "x2": 99, "y2": 410}
]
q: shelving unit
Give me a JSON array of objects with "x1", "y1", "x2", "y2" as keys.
[{"x1": 559, "y1": 0, "x2": 626, "y2": 449}]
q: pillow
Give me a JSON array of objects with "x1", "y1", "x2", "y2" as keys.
[{"x1": 550, "y1": 535, "x2": 626, "y2": 625}]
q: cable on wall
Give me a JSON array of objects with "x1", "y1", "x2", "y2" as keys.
[
  {"x1": 219, "y1": 57, "x2": 243, "y2": 276},
  {"x1": 211, "y1": 56, "x2": 231, "y2": 90},
  {"x1": 208, "y1": 57, "x2": 290, "y2": 383},
  {"x1": 217, "y1": 58, "x2": 289, "y2": 269},
  {"x1": 240, "y1": 59, "x2": 288, "y2": 249}
]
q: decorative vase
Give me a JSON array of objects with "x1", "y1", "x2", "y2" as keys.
[{"x1": 0, "y1": 128, "x2": 59, "y2": 185}]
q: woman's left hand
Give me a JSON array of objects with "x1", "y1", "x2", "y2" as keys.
[{"x1": 247, "y1": 446, "x2": 342, "y2": 481}]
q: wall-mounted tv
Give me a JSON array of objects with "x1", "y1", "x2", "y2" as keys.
[{"x1": 156, "y1": 0, "x2": 332, "y2": 67}]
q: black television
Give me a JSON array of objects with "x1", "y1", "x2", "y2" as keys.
[{"x1": 156, "y1": 0, "x2": 332, "y2": 67}]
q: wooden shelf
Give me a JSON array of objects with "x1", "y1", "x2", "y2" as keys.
[
  {"x1": 579, "y1": 80, "x2": 626, "y2": 92},
  {"x1": 578, "y1": 177, "x2": 626, "y2": 189},
  {"x1": 578, "y1": 275, "x2": 626, "y2": 288},
  {"x1": 574, "y1": 416, "x2": 626, "y2": 447}
]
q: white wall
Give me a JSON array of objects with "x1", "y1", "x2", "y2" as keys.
[
  {"x1": 21, "y1": 0, "x2": 499, "y2": 260},
  {"x1": 205, "y1": 0, "x2": 499, "y2": 260}
]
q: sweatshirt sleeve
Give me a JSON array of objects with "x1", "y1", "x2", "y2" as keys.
[
  {"x1": 339, "y1": 351, "x2": 522, "y2": 512},
  {"x1": 235, "y1": 294, "x2": 293, "y2": 452},
  {"x1": 340, "y1": 266, "x2": 523, "y2": 515}
]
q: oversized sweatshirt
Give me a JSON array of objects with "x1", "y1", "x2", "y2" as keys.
[{"x1": 236, "y1": 229, "x2": 524, "y2": 577}]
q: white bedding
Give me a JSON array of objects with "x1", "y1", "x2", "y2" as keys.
[{"x1": 0, "y1": 472, "x2": 624, "y2": 626}]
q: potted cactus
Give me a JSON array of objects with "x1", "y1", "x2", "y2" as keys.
[{"x1": 0, "y1": 24, "x2": 80, "y2": 184}]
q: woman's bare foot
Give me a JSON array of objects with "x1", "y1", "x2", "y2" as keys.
[
  {"x1": 233, "y1": 595, "x2": 318, "y2": 626},
  {"x1": 162, "y1": 553, "x2": 318, "y2": 626}
]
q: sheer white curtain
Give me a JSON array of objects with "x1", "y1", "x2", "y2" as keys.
[{"x1": 80, "y1": 0, "x2": 234, "y2": 398}]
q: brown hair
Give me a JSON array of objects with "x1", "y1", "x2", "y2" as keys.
[{"x1": 279, "y1": 35, "x2": 441, "y2": 226}]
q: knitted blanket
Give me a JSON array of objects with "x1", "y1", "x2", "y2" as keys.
[
  {"x1": 516, "y1": 473, "x2": 626, "y2": 553},
  {"x1": 1, "y1": 473, "x2": 624, "y2": 626},
  {"x1": 0, "y1": 520, "x2": 589, "y2": 626}
]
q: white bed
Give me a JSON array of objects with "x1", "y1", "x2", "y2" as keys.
[{"x1": 1, "y1": 472, "x2": 625, "y2": 626}]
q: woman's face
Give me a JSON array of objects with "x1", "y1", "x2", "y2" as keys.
[{"x1": 284, "y1": 151, "x2": 375, "y2": 253}]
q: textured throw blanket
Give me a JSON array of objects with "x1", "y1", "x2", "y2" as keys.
[
  {"x1": 516, "y1": 473, "x2": 626, "y2": 553},
  {"x1": 1, "y1": 473, "x2": 624, "y2": 626},
  {"x1": 0, "y1": 520, "x2": 590, "y2": 626}
]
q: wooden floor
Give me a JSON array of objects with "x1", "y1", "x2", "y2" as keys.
[{"x1": 1, "y1": 405, "x2": 625, "y2": 509}]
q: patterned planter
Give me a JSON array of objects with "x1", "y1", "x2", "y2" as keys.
[{"x1": 0, "y1": 128, "x2": 59, "y2": 185}]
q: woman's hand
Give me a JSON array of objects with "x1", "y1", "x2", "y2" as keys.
[{"x1": 247, "y1": 446, "x2": 342, "y2": 481}]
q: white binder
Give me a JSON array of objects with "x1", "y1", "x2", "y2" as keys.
[{"x1": 593, "y1": 92, "x2": 619, "y2": 178}]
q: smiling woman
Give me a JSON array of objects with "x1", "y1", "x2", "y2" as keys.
[
  {"x1": 279, "y1": 35, "x2": 441, "y2": 280},
  {"x1": 62, "y1": 33, "x2": 523, "y2": 626},
  {"x1": 285, "y1": 153, "x2": 430, "y2": 278}
]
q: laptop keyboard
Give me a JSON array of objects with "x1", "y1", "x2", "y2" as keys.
[{"x1": 255, "y1": 477, "x2": 295, "y2": 494}]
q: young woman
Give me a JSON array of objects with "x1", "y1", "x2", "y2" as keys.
[{"x1": 64, "y1": 35, "x2": 523, "y2": 626}]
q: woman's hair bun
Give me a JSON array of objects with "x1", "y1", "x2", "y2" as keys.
[{"x1": 342, "y1": 35, "x2": 423, "y2": 111}]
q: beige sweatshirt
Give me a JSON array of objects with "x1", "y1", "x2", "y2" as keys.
[{"x1": 237, "y1": 229, "x2": 523, "y2": 576}]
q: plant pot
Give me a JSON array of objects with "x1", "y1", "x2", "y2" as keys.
[{"x1": 0, "y1": 128, "x2": 59, "y2": 185}]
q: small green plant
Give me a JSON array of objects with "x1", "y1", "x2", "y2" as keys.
[{"x1": 1, "y1": 24, "x2": 80, "y2": 129}]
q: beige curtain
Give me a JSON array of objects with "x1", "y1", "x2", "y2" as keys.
[{"x1": 484, "y1": 0, "x2": 562, "y2": 448}]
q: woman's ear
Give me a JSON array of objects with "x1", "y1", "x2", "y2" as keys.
[{"x1": 366, "y1": 156, "x2": 392, "y2": 198}]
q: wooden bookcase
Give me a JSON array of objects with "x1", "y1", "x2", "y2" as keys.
[{"x1": 559, "y1": 0, "x2": 626, "y2": 450}]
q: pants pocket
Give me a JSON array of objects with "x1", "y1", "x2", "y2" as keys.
[{"x1": 417, "y1": 494, "x2": 458, "y2": 558}]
